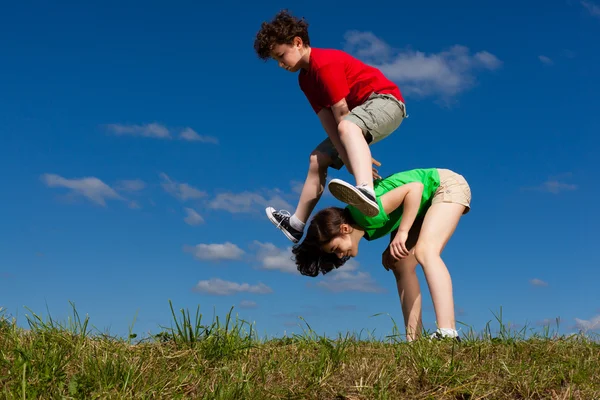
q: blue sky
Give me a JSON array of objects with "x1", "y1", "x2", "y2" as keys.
[{"x1": 1, "y1": 0, "x2": 598, "y2": 340}]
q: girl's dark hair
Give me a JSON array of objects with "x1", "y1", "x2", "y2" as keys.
[
  {"x1": 291, "y1": 207, "x2": 355, "y2": 277},
  {"x1": 254, "y1": 10, "x2": 311, "y2": 61}
]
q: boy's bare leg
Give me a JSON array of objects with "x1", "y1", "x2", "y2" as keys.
[
  {"x1": 292, "y1": 152, "x2": 331, "y2": 222},
  {"x1": 326, "y1": 120, "x2": 382, "y2": 217},
  {"x1": 336, "y1": 120, "x2": 377, "y2": 190},
  {"x1": 414, "y1": 202, "x2": 465, "y2": 337},
  {"x1": 265, "y1": 151, "x2": 331, "y2": 243},
  {"x1": 293, "y1": 154, "x2": 380, "y2": 222}
]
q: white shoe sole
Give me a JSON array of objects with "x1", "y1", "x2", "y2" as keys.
[
  {"x1": 328, "y1": 179, "x2": 379, "y2": 217},
  {"x1": 265, "y1": 207, "x2": 299, "y2": 243}
]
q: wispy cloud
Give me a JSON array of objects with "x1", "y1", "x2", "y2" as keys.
[
  {"x1": 581, "y1": 0, "x2": 600, "y2": 17},
  {"x1": 239, "y1": 300, "x2": 258, "y2": 309},
  {"x1": 315, "y1": 260, "x2": 385, "y2": 293},
  {"x1": 343, "y1": 31, "x2": 501, "y2": 102},
  {"x1": 252, "y1": 241, "x2": 298, "y2": 274},
  {"x1": 575, "y1": 315, "x2": 600, "y2": 332},
  {"x1": 184, "y1": 207, "x2": 204, "y2": 226},
  {"x1": 41, "y1": 174, "x2": 123, "y2": 206},
  {"x1": 106, "y1": 123, "x2": 171, "y2": 138},
  {"x1": 530, "y1": 278, "x2": 548, "y2": 287},
  {"x1": 179, "y1": 128, "x2": 218, "y2": 144},
  {"x1": 106, "y1": 123, "x2": 218, "y2": 143},
  {"x1": 193, "y1": 278, "x2": 272, "y2": 295},
  {"x1": 116, "y1": 179, "x2": 146, "y2": 192},
  {"x1": 159, "y1": 173, "x2": 207, "y2": 201},
  {"x1": 208, "y1": 191, "x2": 292, "y2": 214},
  {"x1": 523, "y1": 174, "x2": 578, "y2": 194},
  {"x1": 184, "y1": 242, "x2": 245, "y2": 261},
  {"x1": 538, "y1": 55, "x2": 553, "y2": 65}
]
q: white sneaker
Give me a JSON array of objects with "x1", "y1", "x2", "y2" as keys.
[{"x1": 328, "y1": 179, "x2": 379, "y2": 217}]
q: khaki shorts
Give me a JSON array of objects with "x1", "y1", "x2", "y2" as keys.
[
  {"x1": 431, "y1": 169, "x2": 472, "y2": 214},
  {"x1": 315, "y1": 92, "x2": 406, "y2": 170}
]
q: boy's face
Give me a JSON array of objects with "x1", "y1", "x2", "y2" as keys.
[{"x1": 270, "y1": 37, "x2": 305, "y2": 73}]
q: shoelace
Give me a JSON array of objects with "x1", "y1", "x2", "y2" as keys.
[{"x1": 273, "y1": 210, "x2": 291, "y2": 230}]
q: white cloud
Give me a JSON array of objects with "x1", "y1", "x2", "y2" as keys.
[
  {"x1": 41, "y1": 174, "x2": 123, "y2": 206},
  {"x1": 540, "y1": 180, "x2": 578, "y2": 194},
  {"x1": 343, "y1": 31, "x2": 501, "y2": 101},
  {"x1": 184, "y1": 242, "x2": 245, "y2": 261},
  {"x1": 252, "y1": 241, "x2": 298, "y2": 274},
  {"x1": 538, "y1": 55, "x2": 553, "y2": 65},
  {"x1": 575, "y1": 315, "x2": 600, "y2": 332},
  {"x1": 106, "y1": 123, "x2": 171, "y2": 139},
  {"x1": 530, "y1": 278, "x2": 548, "y2": 287},
  {"x1": 179, "y1": 128, "x2": 219, "y2": 144},
  {"x1": 106, "y1": 123, "x2": 218, "y2": 144},
  {"x1": 316, "y1": 260, "x2": 385, "y2": 293},
  {"x1": 193, "y1": 278, "x2": 272, "y2": 295},
  {"x1": 209, "y1": 192, "x2": 292, "y2": 214},
  {"x1": 524, "y1": 175, "x2": 578, "y2": 194},
  {"x1": 116, "y1": 179, "x2": 146, "y2": 192},
  {"x1": 159, "y1": 173, "x2": 206, "y2": 201},
  {"x1": 343, "y1": 31, "x2": 392, "y2": 61},
  {"x1": 239, "y1": 300, "x2": 258, "y2": 309},
  {"x1": 184, "y1": 207, "x2": 204, "y2": 225},
  {"x1": 581, "y1": 0, "x2": 600, "y2": 17}
]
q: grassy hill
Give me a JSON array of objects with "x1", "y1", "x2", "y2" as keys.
[{"x1": 1, "y1": 302, "x2": 598, "y2": 399}]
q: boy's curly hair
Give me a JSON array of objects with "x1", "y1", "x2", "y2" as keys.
[
  {"x1": 254, "y1": 10, "x2": 310, "y2": 61},
  {"x1": 291, "y1": 207, "x2": 354, "y2": 277}
]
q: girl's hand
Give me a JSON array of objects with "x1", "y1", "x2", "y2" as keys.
[{"x1": 390, "y1": 230, "x2": 410, "y2": 260}]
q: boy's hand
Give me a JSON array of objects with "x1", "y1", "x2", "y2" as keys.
[{"x1": 372, "y1": 157, "x2": 382, "y2": 180}]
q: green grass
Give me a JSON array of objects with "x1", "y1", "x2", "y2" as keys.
[{"x1": 1, "y1": 302, "x2": 598, "y2": 399}]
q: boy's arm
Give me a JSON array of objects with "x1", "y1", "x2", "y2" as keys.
[
  {"x1": 317, "y1": 107, "x2": 340, "y2": 139},
  {"x1": 330, "y1": 98, "x2": 350, "y2": 124},
  {"x1": 380, "y1": 182, "x2": 424, "y2": 232}
]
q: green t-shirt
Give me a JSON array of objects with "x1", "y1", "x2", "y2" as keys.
[{"x1": 347, "y1": 168, "x2": 440, "y2": 241}]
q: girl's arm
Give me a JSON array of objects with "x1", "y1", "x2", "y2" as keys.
[{"x1": 380, "y1": 182, "x2": 424, "y2": 233}]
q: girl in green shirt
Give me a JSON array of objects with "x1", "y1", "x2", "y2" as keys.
[{"x1": 292, "y1": 167, "x2": 472, "y2": 341}]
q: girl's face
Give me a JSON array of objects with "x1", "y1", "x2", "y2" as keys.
[{"x1": 321, "y1": 224, "x2": 360, "y2": 259}]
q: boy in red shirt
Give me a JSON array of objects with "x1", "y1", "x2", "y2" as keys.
[{"x1": 254, "y1": 10, "x2": 407, "y2": 243}]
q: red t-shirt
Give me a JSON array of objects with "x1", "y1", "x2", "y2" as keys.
[{"x1": 298, "y1": 48, "x2": 404, "y2": 114}]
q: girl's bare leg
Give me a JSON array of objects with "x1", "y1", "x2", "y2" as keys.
[
  {"x1": 414, "y1": 202, "x2": 465, "y2": 332},
  {"x1": 388, "y1": 251, "x2": 422, "y2": 341}
]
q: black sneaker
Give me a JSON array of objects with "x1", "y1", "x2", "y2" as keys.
[
  {"x1": 327, "y1": 179, "x2": 379, "y2": 217},
  {"x1": 265, "y1": 207, "x2": 303, "y2": 243}
]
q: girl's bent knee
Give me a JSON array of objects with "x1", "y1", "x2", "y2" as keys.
[{"x1": 414, "y1": 245, "x2": 439, "y2": 266}]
